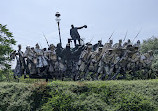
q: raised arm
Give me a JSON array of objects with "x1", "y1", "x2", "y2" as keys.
[{"x1": 77, "y1": 25, "x2": 87, "y2": 29}]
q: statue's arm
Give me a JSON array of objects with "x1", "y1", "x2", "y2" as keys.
[{"x1": 77, "y1": 25, "x2": 87, "y2": 29}]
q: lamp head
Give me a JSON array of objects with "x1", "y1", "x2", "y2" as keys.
[
  {"x1": 55, "y1": 12, "x2": 61, "y2": 22},
  {"x1": 55, "y1": 12, "x2": 61, "y2": 17}
]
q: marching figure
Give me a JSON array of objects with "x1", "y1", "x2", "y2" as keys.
[
  {"x1": 24, "y1": 46, "x2": 37, "y2": 75},
  {"x1": 78, "y1": 43, "x2": 93, "y2": 80}
]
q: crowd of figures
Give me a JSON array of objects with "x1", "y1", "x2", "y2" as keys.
[{"x1": 10, "y1": 39, "x2": 154, "y2": 80}]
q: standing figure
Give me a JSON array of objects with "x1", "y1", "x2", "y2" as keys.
[
  {"x1": 24, "y1": 46, "x2": 37, "y2": 75},
  {"x1": 98, "y1": 48, "x2": 115, "y2": 80},
  {"x1": 13, "y1": 44, "x2": 27, "y2": 78},
  {"x1": 70, "y1": 24, "x2": 87, "y2": 46},
  {"x1": 129, "y1": 47, "x2": 141, "y2": 75},
  {"x1": 34, "y1": 43, "x2": 48, "y2": 75}
]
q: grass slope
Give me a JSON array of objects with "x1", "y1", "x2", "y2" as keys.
[{"x1": 1, "y1": 80, "x2": 158, "y2": 111}]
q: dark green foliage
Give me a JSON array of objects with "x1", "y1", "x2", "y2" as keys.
[
  {"x1": 151, "y1": 55, "x2": 158, "y2": 72},
  {"x1": 141, "y1": 37, "x2": 158, "y2": 54},
  {"x1": 0, "y1": 24, "x2": 16, "y2": 69},
  {"x1": 0, "y1": 69, "x2": 14, "y2": 82},
  {"x1": 114, "y1": 92, "x2": 154, "y2": 111},
  {"x1": 0, "y1": 24, "x2": 16, "y2": 82},
  {"x1": 1, "y1": 80, "x2": 158, "y2": 111},
  {"x1": 124, "y1": 70, "x2": 157, "y2": 80},
  {"x1": 141, "y1": 37, "x2": 158, "y2": 73},
  {"x1": 41, "y1": 80, "x2": 158, "y2": 111},
  {"x1": 0, "y1": 81, "x2": 48, "y2": 111}
]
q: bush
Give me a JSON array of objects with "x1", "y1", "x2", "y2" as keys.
[
  {"x1": 115, "y1": 92, "x2": 155, "y2": 111},
  {"x1": 1, "y1": 80, "x2": 158, "y2": 111},
  {"x1": 41, "y1": 80, "x2": 158, "y2": 111},
  {"x1": 0, "y1": 81, "x2": 48, "y2": 111}
]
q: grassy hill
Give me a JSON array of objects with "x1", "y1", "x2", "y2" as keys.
[{"x1": 1, "y1": 80, "x2": 158, "y2": 111}]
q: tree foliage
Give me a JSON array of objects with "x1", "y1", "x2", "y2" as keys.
[
  {"x1": 141, "y1": 37, "x2": 158, "y2": 72},
  {"x1": 141, "y1": 37, "x2": 158, "y2": 54},
  {"x1": 0, "y1": 24, "x2": 16, "y2": 70}
]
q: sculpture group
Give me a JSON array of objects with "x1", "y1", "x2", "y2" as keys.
[{"x1": 10, "y1": 25, "x2": 154, "y2": 80}]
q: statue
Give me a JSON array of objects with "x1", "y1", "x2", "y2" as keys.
[{"x1": 70, "y1": 24, "x2": 87, "y2": 46}]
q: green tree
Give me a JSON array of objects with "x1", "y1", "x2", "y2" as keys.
[
  {"x1": 141, "y1": 37, "x2": 158, "y2": 73},
  {"x1": 141, "y1": 37, "x2": 158, "y2": 54},
  {"x1": 0, "y1": 24, "x2": 16, "y2": 81}
]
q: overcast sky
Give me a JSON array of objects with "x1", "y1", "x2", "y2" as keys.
[{"x1": 0, "y1": 0, "x2": 158, "y2": 50}]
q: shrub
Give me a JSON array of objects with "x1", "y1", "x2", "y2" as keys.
[
  {"x1": 41, "y1": 81, "x2": 158, "y2": 111},
  {"x1": 0, "y1": 81, "x2": 48, "y2": 111}
]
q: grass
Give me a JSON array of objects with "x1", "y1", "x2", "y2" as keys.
[{"x1": 1, "y1": 79, "x2": 158, "y2": 111}]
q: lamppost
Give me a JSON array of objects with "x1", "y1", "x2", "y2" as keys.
[{"x1": 55, "y1": 12, "x2": 62, "y2": 46}]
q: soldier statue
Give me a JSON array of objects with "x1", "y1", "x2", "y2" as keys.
[
  {"x1": 93, "y1": 40, "x2": 103, "y2": 51},
  {"x1": 24, "y1": 46, "x2": 37, "y2": 75},
  {"x1": 61, "y1": 43, "x2": 73, "y2": 78},
  {"x1": 34, "y1": 43, "x2": 48, "y2": 75},
  {"x1": 13, "y1": 44, "x2": 27, "y2": 79}
]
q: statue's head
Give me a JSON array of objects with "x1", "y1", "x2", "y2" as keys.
[
  {"x1": 87, "y1": 43, "x2": 92, "y2": 51},
  {"x1": 57, "y1": 43, "x2": 62, "y2": 48},
  {"x1": 66, "y1": 43, "x2": 70, "y2": 49},
  {"x1": 35, "y1": 43, "x2": 40, "y2": 49},
  {"x1": 50, "y1": 44, "x2": 55, "y2": 50},
  {"x1": 31, "y1": 47, "x2": 34, "y2": 51},
  {"x1": 43, "y1": 48, "x2": 47, "y2": 51},
  {"x1": 119, "y1": 39, "x2": 122, "y2": 44},
  {"x1": 128, "y1": 39, "x2": 131, "y2": 43},
  {"x1": 18, "y1": 44, "x2": 21, "y2": 50},
  {"x1": 26, "y1": 45, "x2": 30, "y2": 50},
  {"x1": 98, "y1": 40, "x2": 102, "y2": 44},
  {"x1": 137, "y1": 40, "x2": 140, "y2": 44},
  {"x1": 110, "y1": 40, "x2": 113, "y2": 44},
  {"x1": 71, "y1": 25, "x2": 74, "y2": 28},
  {"x1": 98, "y1": 47, "x2": 103, "y2": 52}
]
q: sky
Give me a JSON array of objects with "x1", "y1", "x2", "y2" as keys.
[{"x1": 0, "y1": 0, "x2": 158, "y2": 51}]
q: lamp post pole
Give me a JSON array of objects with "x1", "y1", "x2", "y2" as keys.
[
  {"x1": 55, "y1": 12, "x2": 62, "y2": 46},
  {"x1": 57, "y1": 21, "x2": 62, "y2": 45}
]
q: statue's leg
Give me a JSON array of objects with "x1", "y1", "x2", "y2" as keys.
[
  {"x1": 111, "y1": 67, "x2": 120, "y2": 80},
  {"x1": 78, "y1": 39, "x2": 81, "y2": 45},
  {"x1": 101, "y1": 70, "x2": 107, "y2": 80},
  {"x1": 96, "y1": 66, "x2": 102, "y2": 80},
  {"x1": 101, "y1": 66, "x2": 108, "y2": 80},
  {"x1": 74, "y1": 40, "x2": 77, "y2": 46}
]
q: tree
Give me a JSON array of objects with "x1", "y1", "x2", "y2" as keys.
[
  {"x1": 141, "y1": 37, "x2": 158, "y2": 54},
  {"x1": 0, "y1": 24, "x2": 16, "y2": 80},
  {"x1": 141, "y1": 37, "x2": 158, "y2": 73}
]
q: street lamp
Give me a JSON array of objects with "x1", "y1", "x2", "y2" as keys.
[{"x1": 55, "y1": 12, "x2": 62, "y2": 46}]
